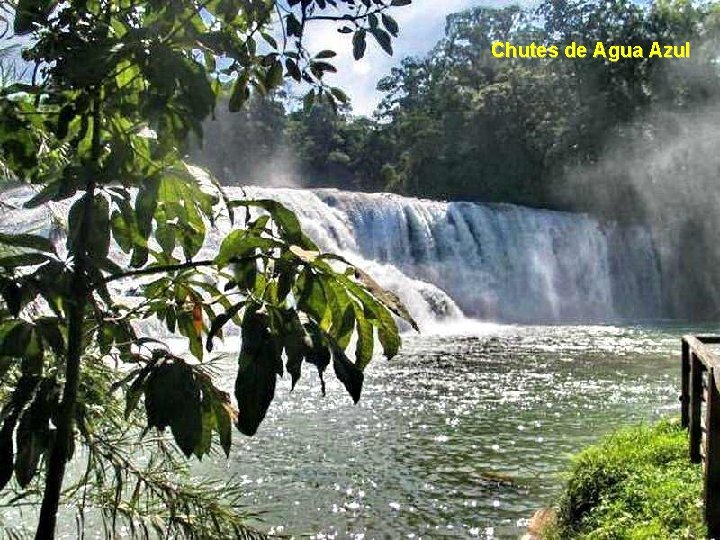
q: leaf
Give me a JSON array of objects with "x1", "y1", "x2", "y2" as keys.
[
  {"x1": 0, "y1": 232, "x2": 56, "y2": 254},
  {"x1": 303, "y1": 322, "x2": 331, "y2": 396},
  {"x1": 285, "y1": 59, "x2": 302, "y2": 82},
  {"x1": 14, "y1": 379, "x2": 58, "y2": 488},
  {"x1": 266, "y1": 60, "x2": 284, "y2": 89},
  {"x1": 332, "y1": 347, "x2": 364, "y2": 404},
  {"x1": 0, "y1": 320, "x2": 33, "y2": 358},
  {"x1": 0, "y1": 278, "x2": 22, "y2": 317},
  {"x1": 192, "y1": 301, "x2": 203, "y2": 337},
  {"x1": 210, "y1": 393, "x2": 234, "y2": 458},
  {"x1": 289, "y1": 245, "x2": 320, "y2": 263},
  {"x1": 206, "y1": 302, "x2": 245, "y2": 352},
  {"x1": 23, "y1": 179, "x2": 75, "y2": 209},
  {"x1": 371, "y1": 28, "x2": 393, "y2": 56},
  {"x1": 335, "y1": 274, "x2": 404, "y2": 360},
  {"x1": 354, "y1": 310, "x2": 374, "y2": 369},
  {"x1": 303, "y1": 90, "x2": 316, "y2": 112},
  {"x1": 0, "y1": 418, "x2": 15, "y2": 490},
  {"x1": 354, "y1": 268, "x2": 419, "y2": 331},
  {"x1": 110, "y1": 211, "x2": 133, "y2": 253},
  {"x1": 234, "y1": 310, "x2": 281, "y2": 436},
  {"x1": 297, "y1": 271, "x2": 328, "y2": 324},
  {"x1": 0, "y1": 253, "x2": 50, "y2": 268},
  {"x1": 382, "y1": 14, "x2": 400, "y2": 37},
  {"x1": 132, "y1": 177, "x2": 160, "y2": 267},
  {"x1": 315, "y1": 50, "x2": 337, "y2": 59},
  {"x1": 353, "y1": 30, "x2": 367, "y2": 60},
  {"x1": 124, "y1": 366, "x2": 152, "y2": 419},
  {"x1": 196, "y1": 396, "x2": 214, "y2": 459},
  {"x1": 282, "y1": 311, "x2": 306, "y2": 391},
  {"x1": 377, "y1": 313, "x2": 401, "y2": 360},
  {"x1": 35, "y1": 318, "x2": 64, "y2": 356},
  {"x1": 216, "y1": 230, "x2": 280, "y2": 267},
  {"x1": 68, "y1": 194, "x2": 110, "y2": 262},
  {"x1": 227, "y1": 204, "x2": 301, "y2": 239},
  {"x1": 144, "y1": 361, "x2": 203, "y2": 457},
  {"x1": 229, "y1": 76, "x2": 250, "y2": 112},
  {"x1": 178, "y1": 310, "x2": 204, "y2": 361},
  {"x1": 14, "y1": 0, "x2": 55, "y2": 35},
  {"x1": 330, "y1": 87, "x2": 349, "y2": 104}
]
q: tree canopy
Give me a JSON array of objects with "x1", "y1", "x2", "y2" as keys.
[{"x1": 193, "y1": 0, "x2": 720, "y2": 217}]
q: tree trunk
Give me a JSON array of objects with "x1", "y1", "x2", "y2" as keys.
[
  {"x1": 34, "y1": 281, "x2": 87, "y2": 539},
  {"x1": 35, "y1": 95, "x2": 101, "y2": 540}
]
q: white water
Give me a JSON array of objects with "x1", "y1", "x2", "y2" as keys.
[
  {"x1": 1, "y1": 184, "x2": 664, "y2": 328},
  {"x1": 240, "y1": 187, "x2": 663, "y2": 325}
]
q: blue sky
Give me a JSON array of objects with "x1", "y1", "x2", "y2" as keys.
[{"x1": 304, "y1": 0, "x2": 509, "y2": 115}]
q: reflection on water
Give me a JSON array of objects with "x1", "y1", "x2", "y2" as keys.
[{"x1": 202, "y1": 323, "x2": 706, "y2": 539}]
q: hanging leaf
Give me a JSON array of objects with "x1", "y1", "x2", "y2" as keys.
[
  {"x1": 332, "y1": 346, "x2": 364, "y2": 403},
  {"x1": 14, "y1": 379, "x2": 59, "y2": 488},
  {"x1": 143, "y1": 361, "x2": 203, "y2": 457},
  {"x1": 303, "y1": 322, "x2": 331, "y2": 396},
  {"x1": 0, "y1": 418, "x2": 15, "y2": 490},
  {"x1": 234, "y1": 310, "x2": 281, "y2": 436},
  {"x1": 192, "y1": 300, "x2": 203, "y2": 337},
  {"x1": 353, "y1": 29, "x2": 367, "y2": 60}
]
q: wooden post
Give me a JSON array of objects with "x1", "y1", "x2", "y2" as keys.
[
  {"x1": 704, "y1": 368, "x2": 720, "y2": 538},
  {"x1": 690, "y1": 352, "x2": 704, "y2": 463},
  {"x1": 682, "y1": 338, "x2": 691, "y2": 428}
]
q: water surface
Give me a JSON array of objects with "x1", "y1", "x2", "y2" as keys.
[{"x1": 206, "y1": 323, "x2": 701, "y2": 539}]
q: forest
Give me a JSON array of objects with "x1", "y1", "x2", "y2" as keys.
[{"x1": 193, "y1": 0, "x2": 720, "y2": 219}]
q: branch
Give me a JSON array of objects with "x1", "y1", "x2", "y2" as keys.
[
  {"x1": 103, "y1": 259, "x2": 216, "y2": 285},
  {"x1": 102, "y1": 252, "x2": 281, "y2": 286},
  {"x1": 304, "y1": 6, "x2": 390, "y2": 24}
]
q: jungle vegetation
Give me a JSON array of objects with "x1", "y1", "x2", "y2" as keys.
[
  {"x1": 193, "y1": 0, "x2": 720, "y2": 217},
  {"x1": 0, "y1": 0, "x2": 415, "y2": 538}
]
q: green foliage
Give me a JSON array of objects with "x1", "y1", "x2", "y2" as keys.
[
  {"x1": 0, "y1": 356, "x2": 266, "y2": 539},
  {"x1": 0, "y1": 0, "x2": 413, "y2": 537},
  {"x1": 195, "y1": 0, "x2": 720, "y2": 214},
  {"x1": 373, "y1": 0, "x2": 720, "y2": 207},
  {"x1": 546, "y1": 419, "x2": 706, "y2": 540}
]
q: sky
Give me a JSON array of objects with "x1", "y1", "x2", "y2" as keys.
[{"x1": 303, "y1": 0, "x2": 501, "y2": 116}]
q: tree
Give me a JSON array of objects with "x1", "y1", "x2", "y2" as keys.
[
  {"x1": 369, "y1": 0, "x2": 720, "y2": 208},
  {"x1": 0, "y1": 0, "x2": 415, "y2": 538}
]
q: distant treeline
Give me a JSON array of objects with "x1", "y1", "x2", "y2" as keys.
[{"x1": 191, "y1": 0, "x2": 720, "y2": 217}]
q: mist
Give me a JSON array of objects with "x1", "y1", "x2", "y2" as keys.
[
  {"x1": 554, "y1": 99, "x2": 720, "y2": 319},
  {"x1": 188, "y1": 96, "x2": 304, "y2": 189}
]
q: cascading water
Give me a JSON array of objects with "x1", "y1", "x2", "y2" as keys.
[
  {"x1": 0, "y1": 182, "x2": 663, "y2": 328},
  {"x1": 240, "y1": 186, "x2": 663, "y2": 324}
]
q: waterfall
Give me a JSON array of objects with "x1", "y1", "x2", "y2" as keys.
[
  {"x1": 239, "y1": 187, "x2": 663, "y2": 324},
  {"x1": 0, "y1": 184, "x2": 664, "y2": 328}
]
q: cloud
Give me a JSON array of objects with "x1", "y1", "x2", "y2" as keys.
[{"x1": 303, "y1": 0, "x2": 513, "y2": 116}]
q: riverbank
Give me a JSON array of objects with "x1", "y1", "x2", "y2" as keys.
[{"x1": 541, "y1": 419, "x2": 705, "y2": 539}]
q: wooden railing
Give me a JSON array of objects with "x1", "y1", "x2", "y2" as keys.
[{"x1": 681, "y1": 335, "x2": 720, "y2": 538}]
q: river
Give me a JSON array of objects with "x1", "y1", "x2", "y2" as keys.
[{"x1": 203, "y1": 323, "x2": 698, "y2": 538}]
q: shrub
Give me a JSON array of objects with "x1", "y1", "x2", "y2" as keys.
[{"x1": 546, "y1": 419, "x2": 706, "y2": 539}]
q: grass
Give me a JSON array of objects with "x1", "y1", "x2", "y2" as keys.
[{"x1": 544, "y1": 419, "x2": 706, "y2": 540}]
